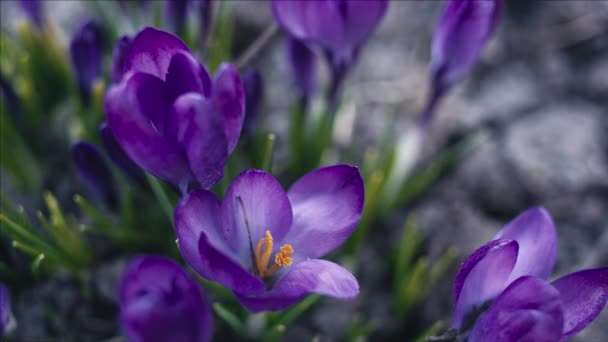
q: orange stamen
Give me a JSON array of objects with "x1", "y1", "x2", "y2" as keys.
[{"x1": 254, "y1": 230, "x2": 294, "y2": 278}]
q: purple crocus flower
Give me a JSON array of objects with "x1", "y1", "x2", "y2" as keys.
[
  {"x1": 99, "y1": 122, "x2": 146, "y2": 187},
  {"x1": 70, "y1": 19, "x2": 104, "y2": 105},
  {"x1": 0, "y1": 283, "x2": 9, "y2": 335},
  {"x1": 418, "y1": 0, "x2": 502, "y2": 128},
  {"x1": 286, "y1": 37, "x2": 317, "y2": 104},
  {"x1": 19, "y1": 0, "x2": 43, "y2": 28},
  {"x1": 120, "y1": 255, "x2": 213, "y2": 342},
  {"x1": 104, "y1": 27, "x2": 245, "y2": 193},
  {"x1": 452, "y1": 207, "x2": 608, "y2": 341},
  {"x1": 111, "y1": 35, "x2": 133, "y2": 84},
  {"x1": 272, "y1": 0, "x2": 389, "y2": 108},
  {"x1": 174, "y1": 164, "x2": 364, "y2": 312},
  {"x1": 72, "y1": 141, "x2": 118, "y2": 209}
]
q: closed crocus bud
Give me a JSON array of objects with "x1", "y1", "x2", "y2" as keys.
[
  {"x1": 0, "y1": 283, "x2": 15, "y2": 335},
  {"x1": 70, "y1": 19, "x2": 104, "y2": 105},
  {"x1": 165, "y1": 0, "x2": 190, "y2": 36},
  {"x1": 104, "y1": 27, "x2": 245, "y2": 193},
  {"x1": 242, "y1": 69, "x2": 263, "y2": 135},
  {"x1": 19, "y1": 0, "x2": 43, "y2": 28},
  {"x1": 111, "y1": 35, "x2": 132, "y2": 84},
  {"x1": 287, "y1": 37, "x2": 317, "y2": 103},
  {"x1": 72, "y1": 141, "x2": 118, "y2": 210},
  {"x1": 120, "y1": 256, "x2": 213, "y2": 342},
  {"x1": 99, "y1": 122, "x2": 146, "y2": 187},
  {"x1": 431, "y1": 0, "x2": 502, "y2": 95}
]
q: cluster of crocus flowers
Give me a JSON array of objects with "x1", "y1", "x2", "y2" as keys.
[
  {"x1": 272, "y1": 0, "x2": 389, "y2": 107},
  {"x1": 104, "y1": 27, "x2": 245, "y2": 193},
  {"x1": 119, "y1": 255, "x2": 213, "y2": 342},
  {"x1": 452, "y1": 207, "x2": 608, "y2": 341},
  {"x1": 174, "y1": 165, "x2": 364, "y2": 311}
]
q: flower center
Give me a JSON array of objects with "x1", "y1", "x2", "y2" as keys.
[{"x1": 254, "y1": 230, "x2": 294, "y2": 278}]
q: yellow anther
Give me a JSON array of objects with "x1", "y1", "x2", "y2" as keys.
[{"x1": 254, "y1": 230, "x2": 294, "y2": 278}]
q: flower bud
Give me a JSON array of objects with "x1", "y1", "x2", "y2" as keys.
[
  {"x1": 242, "y1": 69, "x2": 263, "y2": 135},
  {"x1": 69, "y1": 19, "x2": 104, "y2": 105},
  {"x1": 287, "y1": 37, "x2": 317, "y2": 103}
]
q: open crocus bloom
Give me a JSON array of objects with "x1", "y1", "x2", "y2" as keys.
[
  {"x1": 272, "y1": 0, "x2": 389, "y2": 65},
  {"x1": 120, "y1": 255, "x2": 213, "y2": 342},
  {"x1": 174, "y1": 165, "x2": 364, "y2": 311},
  {"x1": 104, "y1": 27, "x2": 244, "y2": 193},
  {"x1": 453, "y1": 207, "x2": 608, "y2": 341}
]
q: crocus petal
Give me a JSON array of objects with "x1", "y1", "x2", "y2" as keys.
[
  {"x1": 168, "y1": 93, "x2": 228, "y2": 189},
  {"x1": 120, "y1": 256, "x2": 213, "y2": 342},
  {"x1": 112, "y1": 35, "x2": 132, "y2": 83},
  {"x1": 242, "y1": 68, "x2": 263, "y2": 135},
  {"x1": 221, "y1": 170, "x2": 293, "y2": 258},
  {"x1": 123, "y1": 26, "x2": 190, "y2": 80},
  {"x1": 470, "y1": 276, "x2": 563, "y2": 342},
  {"x1": 285, "y1": 165, "x2": 364, "y2": 259},
  {"x1": 235, "y1": 259, "x2": 358, "y2": 312},
  {"x1": 166, "y1": 52, "x2": 212, "y2": 99},
  {"x1": 340, "y1": 0, "x2": 389, "y2": 51},
  {"x1": 431, "y1": 0, "x2": 502, "y2": 91},
  {"x1": 99, "y1": 122, "x2": 145, "y2": 186},
  {"x1": 20, "y1": 0, "x2": 43, "y2": 28},
  {"x1": 495, "y1": 206, "x2": 558, "y2": 283},
  {"x1": 551, "y1": 267, "x2": 608, "y2": 339},
  {"x1": 453, "y1": 239, "x2": 519, "y2": 328},
  {"x1": 174, "y1": 190, "x2": 265, "y2": 295},
  {"x1": 70, "y1": 19, "x2": 104, "y2": 104},
  {"x1": 212, "y1": 63, "x2": 245, "y2": 153},
  {"x1": 105, "y1": 72, "x2": 191, "y2": 185},
  {"x1": 287, "y1": 37, "x2": 317, "y2": 99}
]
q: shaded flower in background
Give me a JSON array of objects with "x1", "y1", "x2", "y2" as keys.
[
  {"x1": 174, "y1": 165, "x2": 364, "y2": 311},
  {"x1": 242, "y1": 68, "x2": 263, "y2": 135},
  {"x1": 19, "y1": 0, "x2": 43, "y2": 28},
  {"x1": 120, "y1": 255, "x2": 213, "y2": 342},
  {"x1": 99, "y1": 122, "x2": 146, "y2": 187},
  {"x1": 198, "y1": 0, "x2": 213, "y2": 50},
  {"x1": 286, "y1": 37, "x2": 317, "y2": 106},
  {"x1": 452, "y1": 207, "x2": 608, "y2": 341},
  {"x1": 111, "y1": 35, "x2": 132, "y2": 83},
  {"x1": 72, "y1": 141, "x2": 118, "y2": 210},
  {"x1": 69, "y1": 19, "x2": 105, "y2": 105},
  {"x1": 104, "y1": 27, "x2": 245, "y2": 193},
  {"x1": 272, "y1": 0, "x2": 389, "y2": 108},
  {"x1": 165, "y1": 0, "x2": 190, "y2": 37},
  {"x1": 419, "y1": 0, "x2": 502, "y2": 127}
]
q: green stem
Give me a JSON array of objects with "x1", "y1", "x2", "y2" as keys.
[
  {"x1": 145, "y1": 173, "x2": 174, "y2": 223},
  {"x1": 259, "y1": 133, "x2": 275, "y2": 172}
]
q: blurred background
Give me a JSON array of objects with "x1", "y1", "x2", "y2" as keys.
[{"x1": 1, "y1": 0, "x2": 607, "y2": 341}]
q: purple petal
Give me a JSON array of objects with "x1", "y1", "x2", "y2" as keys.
[
  {"x1": 221, "y1": 170, "x2": 293, "y2": 257},
  {"x1": 470, "y1": 276, "x2": 563, "y2": 342},
  {"x1": 19, "y1": 0, "x2": 43, "y2": 28},
  {"x1": 166, "y1": 52, "x2": 212, "y2": 99},
  {"x1": 242, "y1": 68, "x2": 263, "y2": 135},
  {"x1": 285, "y1": 165, "x2": 364, "y2": 259},
  {"x1": 0, "y1": 283, "x2": 9, "y2": 334},
  {"x1": 168, "y1": 93, "x2": 228, "y2": 189},
  {"x1": 286, "y1": 37, "x2": 318, "y2": 99},
  {"x1": 72, "y1": 141, "x2": 118, "y2": 209},
  {"x1": 340, "y1": 0, "x2": 389, "y2": 52},
  {"x1": 174, "y1": 190, "x2": 265, "y2": 295},
  {"x1": 120, "y1": 256, "x2": 213, "y2": 342},
  {"x1": 551, "y1": 267, "x2": 608, "y2": 339},
  {"x1": 123, "y1": 27, "x2": 190, "y2": 80},
  {"x1": 495, "y1": 206, "x2": 558, "y2": 283},
  {"x1": 212, "y1": 63, "x2": 245, "y2": 153},
  {"x1": 453, "y1": 239, "x2": 518, "y2": 328},
  {"x1": 104, "y1": 72, "x2": 192, "y2": 185},
  {"x1": 99, "y1": 122, "x2": 146, "y2": 186},
  {"x1": 111, "y1": 35, "x2": 132, "y2": 83},
  {"x1": 235, "y1": 259, "x2": 358, "y2": 312},
  {"x1": 165, "y1": 0, "x2": 190, "y2": 35},
  {"x1": 431, "y1": 0, "x2": 502, "y2": 91}
]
